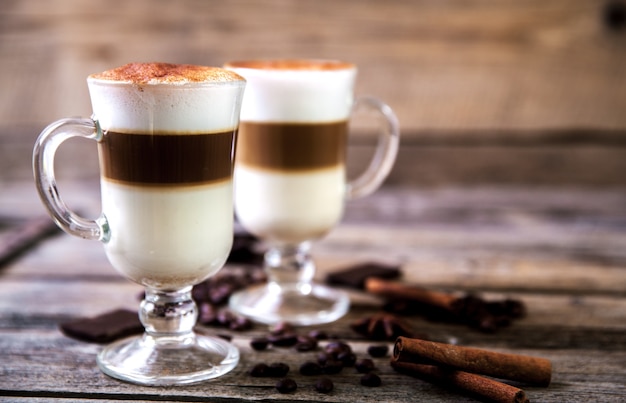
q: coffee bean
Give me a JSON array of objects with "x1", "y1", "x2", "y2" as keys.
[
  {"x1": 297, "y1": 334, "x2": 318, "y2": 345},
  {"x1": 270, "y1": 321, "x2": 295, "y2": 336},
  {"x1": 355, "y1": 358, "x2": 376, "y2": 373},
  {"x1": 322, "y1": 359, "x2": 344, "y2": 374},
  {"x1": 229, "y1": 316, "x2": 252, "y2": 331},
  {"x1": 337, "y1": 351, "x2": 357, "y2": 367},
  {"x1": 275, "y1": 378, "x2": 297, "y2": 393},
  {"x1": 216, "y1": 310, "x2": 235, "y2": 326},
  {"x1": 299, "y1": 361, "x2": 322, "y2": 376},
  {"x1": 198, "y1": 304, "x2": 218, "y2": 325},
  {"x1": 250, "y1": 337, "x2": 269, "y2": 351},
  {"x1": 268, "y1": 362, "x2": 290, "y2": 377},
  {"x1": 270, "y1": 333, "x2": 298, "y2": 347},
  {"x1": 325, "y1": 341, "x2": 352, "y2": 356},
  {"x1": 249, "y1": 363, "x2": 270, "y2": 377},
  {"x1": 367, "y1": 344, "x2": 389, "y2": 358},
  {"x1": 314, "y1": 377, "x2": 334, "y2": 393},
  {"x1": 317, "y1": 352, "x2": 331, "y2": 365},
  {"x1": 209, "y1": 283, "x2": 235, "y2": 305},
  {"x1": 360, "y1": 373, "x2": 382, "y2": 387},
  {"x1": 295, "y1": 340, "x2": 317, "y2": 352},
  {"x1": 308, "y1": 330, "x2": 328, "y2": 340}
]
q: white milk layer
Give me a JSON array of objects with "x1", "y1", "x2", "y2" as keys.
[
  {"x1": 226, "y1": 65, "x2": 356, "y2": 123},
  {"x1": 234, "y1": 165, "x2": 345, "y2": 244},
  {"x1": 101, "y1": 179, "x2": 234, "y2": 290}
]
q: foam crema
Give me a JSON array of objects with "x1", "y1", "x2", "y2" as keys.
[
  {"x1": 87, "y1": 63, "x2": 245, "y2": 290},
  {"x1": 88, "y1": 62, "x2": 246, "y2": 133},
  {"x1": 225, "y1": 59, "x2": 356, "y2": 123}
]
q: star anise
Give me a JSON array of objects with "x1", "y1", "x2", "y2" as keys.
[{"x1": 350, "y1": 314, "x2": 416, "y2": 341}]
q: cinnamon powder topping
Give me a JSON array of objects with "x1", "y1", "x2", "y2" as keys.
[{"x1": 89, "y1": 62, "x2": 244, "y2": 84}]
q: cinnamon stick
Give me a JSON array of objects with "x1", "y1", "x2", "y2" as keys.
[
  {"x1": 391, "y1": 361, "x2": 529, "y2": 403},
  {"x1": 365, "y1": 277, "x2": 457, "y2": 310},
  {"x1": 393, "y1": 337, "x2": 552, "y2": 387}
]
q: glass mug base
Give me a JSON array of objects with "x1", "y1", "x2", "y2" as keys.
[
  {"x1": 97, "y1": 332, "x2": 239, "y2": 386},
  {"x1": 229, "y1": 282, "x2": 350, "y2": 326}
]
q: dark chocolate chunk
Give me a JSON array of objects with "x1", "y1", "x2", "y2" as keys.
[
  {"x1": 326, "y1": 262, "x2": 401, "y2": 289},
  {"x1": 275, "y1": 378, "x2": 297, "y2": 393},
  {"x1": 59, "y1": 309, "x2": 142, "y2": 344}
]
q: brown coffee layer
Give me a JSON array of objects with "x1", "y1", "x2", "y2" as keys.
[
  {"x1": 236, "y1": 121, "x2": 347, "y2": 171},
  {"x1": 99, "y1": 130, "x2": 235, "y2": 186}
]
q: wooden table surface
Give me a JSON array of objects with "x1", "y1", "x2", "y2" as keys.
[
  {"x1": 2, "y1": 0, "x2": 626, "y2": 401},
  {"x1": 0, "y1": 181, "x2": 625, "y2": 402}
]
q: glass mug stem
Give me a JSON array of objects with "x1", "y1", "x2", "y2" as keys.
[
  {"x1": 265, "y1": 242, "x2": 315, "y2": 287},
  {"x1": 33, "y1": 117, "x2": 110, "y2": 242}
]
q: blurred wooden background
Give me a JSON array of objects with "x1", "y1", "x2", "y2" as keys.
[{"x1": 1, "y1": 0, "x2": 625, "y2": 186}]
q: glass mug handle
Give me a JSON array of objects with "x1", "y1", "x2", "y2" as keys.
[
  {"x1": 346, "y1": 96, "x2": 400, "y2": 200},
  {"x1": 33, "y1": 117, "x2": 110, "y2": 242}
]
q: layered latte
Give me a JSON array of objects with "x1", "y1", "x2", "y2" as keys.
[
  {"x1": 87, "y1": 63, "x2": 245, "y2": 290},
  {"x1": 225, "y1": 60, "x2": 357, "y2": 244}
]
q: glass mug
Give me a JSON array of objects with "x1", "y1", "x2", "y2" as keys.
[
  {"x1": 33, "y1": 63, "x2": 245, "y2": 385},
  {"x1": 225, "y1": 59, "x2": 399, "y2": 325}
]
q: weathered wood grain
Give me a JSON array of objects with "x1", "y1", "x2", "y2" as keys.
[
  {"x1": 1, "y1": 0, "x2": 626, "y2": 132},
  {"x1": 1, "y1": 181, "x2": 625, "y2": 401},
  {"x1": 0, "y1": 329, "x2": 625, "y2": 402}
]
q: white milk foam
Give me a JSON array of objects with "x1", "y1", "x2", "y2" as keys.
[
  {"x1": 87, "y1": 78, "x2": 244, "y2": 289},
  {"x1": 227, "y1": 63, "x2": 356, "y2": 244},
  {"x1": 226, "y1": 65, "x2": 356, "y2": 123},
  {"x1": 87, "y1": 79, "x2": 244, "y2": 133}
]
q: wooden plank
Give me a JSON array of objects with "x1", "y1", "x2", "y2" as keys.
[
  {"x1": 1, "y1": 1, "x2": 626, "y2": 133},
  {"x1": 0, "y1": 330, "x2": 624, "y2": 402},
  {"x1": 0, "y1": 277, "x2": 626, "y2": 332}
]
